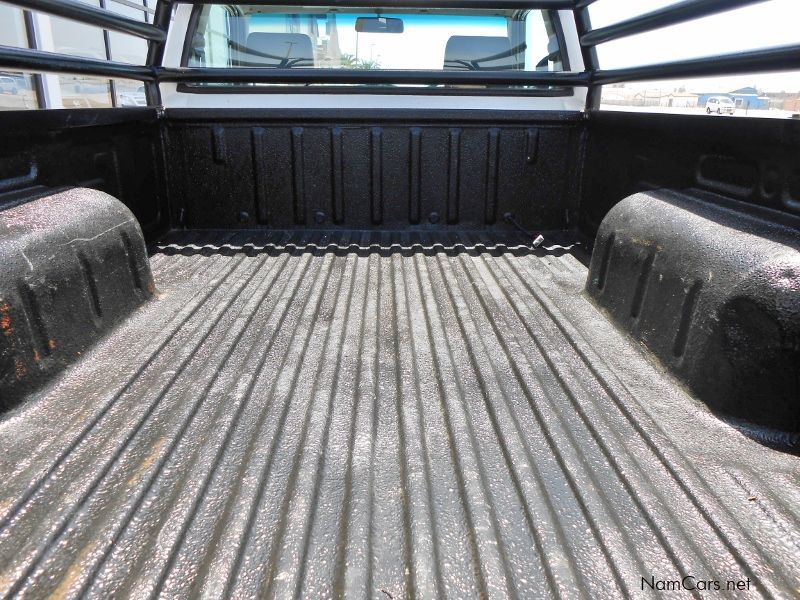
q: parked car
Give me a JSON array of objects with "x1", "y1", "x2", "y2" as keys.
[
  {"x1": 0, "y1": 76, "x2": 18, "y2": 95},
  {"x1": 118, "y1": 85, "x2": 147, "y2": 107},
  {"x1": 705, "y1": 95, "x2": 736, "y2": 114}
]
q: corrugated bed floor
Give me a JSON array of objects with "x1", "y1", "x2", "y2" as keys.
[{"x1": 0, "y1": 230, "x2": 798, "y2": 599}]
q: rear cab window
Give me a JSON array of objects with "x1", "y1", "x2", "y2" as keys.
[{"x1": 181, "y1": 4, "x2": 569, "y2": 94}]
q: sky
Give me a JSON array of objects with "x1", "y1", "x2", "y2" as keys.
[{"x1": 589, "y1": 0, "x2": 800, "y2": 92}]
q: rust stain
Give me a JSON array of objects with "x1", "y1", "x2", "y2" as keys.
[
  {"x1": 33, "y1": 350, "x2": 41, "y2": 362},
  {"x1": 631, "y1": 237, "x2": 664, "y2": 252},
  {"x1": 14, "y1": 357, "x2": 26, "y2": 380},
  {"x1": 127, "y1": 437, "x2": 167, "y2": 488},
  {"x1": 0, "y1": 303, "x2": 12, "y2": 336},
  {"x1": 48, "y1": 339, "x2": 57, "y2": 351},
  {"x1": 48, "y1": 540, "x2": 98, "y2": 600}
]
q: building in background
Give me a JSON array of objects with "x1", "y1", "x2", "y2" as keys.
[
  {"x1": 658, "y1": 91, "x2": 698, "y2": 108},
  {"x1": 765, "y1": 91, "x2": 800, "y2": 111},
  {"x1": 603, "y1": 83, "x2": 799, "y2": 114},
  {"x1": 696, "y1": 87, "x2": 771, "y2": 111}
]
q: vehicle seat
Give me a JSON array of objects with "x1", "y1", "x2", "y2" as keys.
[
  {"x1": 241, "y1": 32, "x2": 314, "y2": 68},
  {"x1": 443, "y1": 36, "x2": 518, "y2": 70},
  {"x1": 536, "y1": 37, "x2": 561, "y2": 70}
]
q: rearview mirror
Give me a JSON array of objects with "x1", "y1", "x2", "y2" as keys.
[{"x1": 355, "y1": 17, "x2": 404, "y2": 34}]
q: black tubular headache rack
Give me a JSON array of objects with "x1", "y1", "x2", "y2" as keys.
[{"x1": 0, "y1": 0, "x2": 797, "y2": 109}]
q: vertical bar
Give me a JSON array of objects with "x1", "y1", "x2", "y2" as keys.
[
  {"x1": 408, "y1": 127, "x2": 421, "y2": 225},
  {"x1": 146, "y1": 0, "x2": 172, "y2": 106},
  {"x1": 23, "y1": 10, "x2": 46, "y2": 109},
  {"x1": 370, "y1": 127, "x2": 383, "y2": 225},
  {"x1": 146, "y1": 0, "x2": 171, "y2": 66},
  {"x1": 673, "y1": 280, "x2": 702, "y2": 358},
  {"x1": 525, "y1": 128, "x2": 539, "y2": 163},
  {"x1": 251, "y1": 127, "x2": 269, "y2": 223},
  {"x1": 485, "y1": 128, "x2": 499, "y2": 225},
  {"x1": 595, "y1": 232, "x2": 614, "y2": 291},
  {"x1": 291, "y1": 127, "x2": 306, "y2": 225},
  {"x1": 630, "y1": 252, "x2": 655, "y2": 320},
  {"x1": 331, "y1": 127, "x2": 344, "y2": 224},
  {"x1": 447, "y1": 128, "x2": 460, "y2": 225},
  {"x1": 573, "y1": 5, "x2": 600, "y2": 110},
  {"x1": 18, "y1": 282, "x2": 51, "y2": 358},
  {"x1": 211, "y1": 126, "x2": 226, "y2": 163},
  {"x1": 77, "y1": 251, "x2": 104, "y2": 324},
  {"x1": 99, "y1": 0, "x2": 117, "y2": 107},
  {"x1": 28, "y1": 13, "x2": 63, "y2": 109},
  {"x1": 144, "y1": 82, "x2": 161, "y2": 107}
]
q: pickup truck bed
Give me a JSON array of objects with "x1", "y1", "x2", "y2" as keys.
[{"x1": 1, "y1": 229, "x2": 797, "y2": 599}]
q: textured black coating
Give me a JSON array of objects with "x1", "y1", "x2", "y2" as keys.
[
  {"x1": 588, "y1": 190, "x2": 800, "y2": 431},
  {"x1": 580, "y1": 111, "x2": 800, "y2": 238},
  {"x1": 165, "y1": 113, "x2": 583, "y2": 231},
  {"x1": 0, "y1": 108, "x2": 168, "y2": 237},
  {"x1": 0, "y1": 107, "x2": 798, "y2": 597},
  {"x1": 0, "y1": 188, "x2": 154, "y2": 409},
  {"x1": 7, "y1": 108, "x2": 799, "y2": 241},
  {"x1": 0, "y1": 230, "x2": 798, "y2": 598}
]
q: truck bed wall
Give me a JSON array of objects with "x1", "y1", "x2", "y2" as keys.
[
  {"x1": 0, "y1": 109, "x2": 167, "y2": 236},
  {"x1": 162, "y1": 109, "x2": 585, "y2": 232},
  {"x1": 581, "y1": 112, "x2": 800, "y2": 240},
  {"x1": 0, "y1": 107, "x2": 798, "y2": 240},
  {"x1": 1, "y1": 107, "x2": 799, "y2": 431}
]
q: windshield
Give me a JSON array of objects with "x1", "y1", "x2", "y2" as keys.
[{"x1": 186, "y1": 6, "x2": 564, "y2": 74}]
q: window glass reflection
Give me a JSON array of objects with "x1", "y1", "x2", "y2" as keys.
[
  {"x1": 0, "y1": 6, "x2": 39, "y2": 110},
  {"x1": 0, "y1": 5, "x2": 28, "y2": 47},
  {"x1": 50, "y1": 3, "x2": 113, "y2": 108}
]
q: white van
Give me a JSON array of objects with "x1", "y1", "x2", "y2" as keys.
[
  {"x1": 705, "y1": 96, "x2": 736, "y2": 115},
  {"x1": 0, "y1": 76, "x2": 18, "y2": 95}
]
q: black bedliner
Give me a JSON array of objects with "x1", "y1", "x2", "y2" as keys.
[{"x1": 0, "y1": 230, "x2": 797, "y2": 598}]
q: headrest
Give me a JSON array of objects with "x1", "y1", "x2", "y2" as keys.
[
  {"x1": 443, "y1": 36, "x2": 518, "y2": 70},
  {"x1": 242, "y1": 32, "x2": 314, "y2": 67}
]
